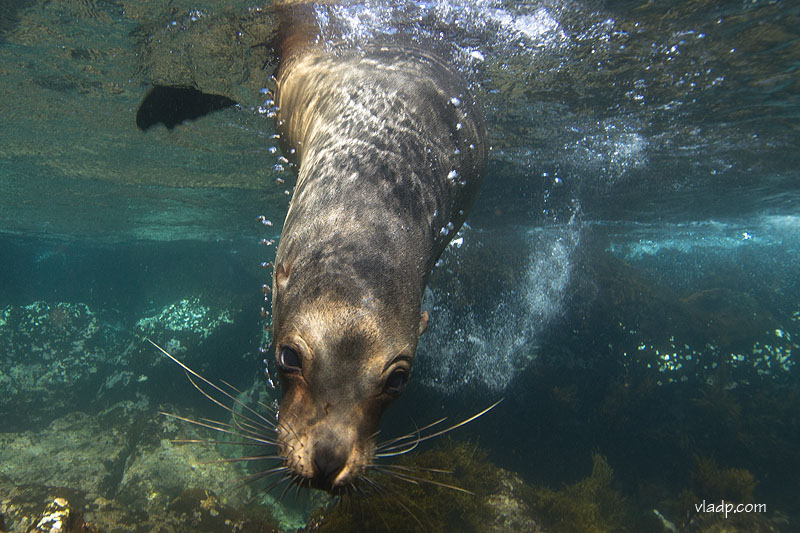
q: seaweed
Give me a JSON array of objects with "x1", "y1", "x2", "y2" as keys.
[
  {"x1": 520, "y1": 453, "x2": 632, "y2": 533},
  {"x1": 666, "y1": 458, "x2": 779, "y2": 533},
  {"x1": 307, "y1": 440, "x2": 514, "y2": 533},
  {"x1": 691, "y1": 457, "x2": 757, "y2": 503}
]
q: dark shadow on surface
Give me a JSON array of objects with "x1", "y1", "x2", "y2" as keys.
[{"x1": 136, "y1": 85, "x2": 237, "y2": 131}]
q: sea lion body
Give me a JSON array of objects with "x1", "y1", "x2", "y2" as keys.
[{"x1": 271, "y1": 11, "x2": 487, "y2": 492}]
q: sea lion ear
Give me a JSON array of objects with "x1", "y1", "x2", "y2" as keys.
[
  {"x1": 275, "y1": 262, "x2": 291, "y2": 293},
  {"x1": 418, "y1": 311, "x2": 429, "y2": 336}
]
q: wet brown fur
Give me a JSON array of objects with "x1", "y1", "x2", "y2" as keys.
[{"x1": 270, "y1": 3, "x2": 487, "y2": 492}]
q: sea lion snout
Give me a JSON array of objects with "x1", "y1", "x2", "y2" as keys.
[
  {"x1": 306, "y1": 422, "x2": 365, "y2": 490},
  {"x1": 312, "y1": 431, "x2": 348, "y2": 484},
  {"x1": 277, "y1": 367, "x2": 382, "y2": 491}
]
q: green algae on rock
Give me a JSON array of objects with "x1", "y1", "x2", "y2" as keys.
[
  {"x1": 0, "y1": 401, "x2": 282, "y2": 532},
  {"x1": 308, "y1": 440, "x2": 543, "y2": 533},
  {"x1": 520, "y1": 453, "x2": 632, "y2": 533}
]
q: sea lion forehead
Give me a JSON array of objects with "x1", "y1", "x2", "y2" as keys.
[{"x1": 291, "y1": 300, "x2": 383, "y2": 353}]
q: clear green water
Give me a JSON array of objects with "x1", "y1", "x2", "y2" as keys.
[{"x1": 1, "y1": 1, "x2": 799, "y2": 531}]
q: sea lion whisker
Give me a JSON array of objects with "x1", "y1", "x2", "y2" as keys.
[
  {"x1": 368, "y1": 464, "x2": 454, "y2": 475},
  {"x1": 351, "y1": 481, "x2": 367, "y2": 496},
  {"x1": 218, "y1": 377, "x2": 278, "y2": 415},
  {"x1": 259, "y1": 473, "x2": 293, "y2": 497},
  {"x1": 256, "y1": 398, "x2": 280, "y2": 416},
  {"x1": 206, "y1": 465, "x2": 289, "y2": 498},
  {"x1": 357, "y1": 475, "x2": 380, "y2": 495},
  {"x1": 278, "y1": 474, "x2": 297, "y2": 502},
  {"x1": 373, "y1": 467, "x2": 418, "y2": 486},
  {"x1": 218, "y1": 379, "x2": 279, "y2": 418},
  {"x1": 183, "y1": 371, "x2": 278, "y2": 431},
  {"x1": 222, "y1": 413, "x2": 279, "y2": 439},
  {"x1": 372, "y1": 467, "x2": 474, "y2": 495},
  {"x1": 358, "y1": 482, "x2": 392, "y2": 531},
  {"x1": 216, "y1": 377, "x2": 247, "y2": 397},
  {"x1": 374, "y1": 416, "x2": 447, "y2": 451},
  {"x1": 147, "y1": 339, "x2": 278, "y2": 430},
  {"x1": 364, "y1": 475, "x2": 425, "y2": 528},
  {"x1": 292, "y1": 478, "x2": 304, "y2": 503},
  {"x1": 194, "y1": 454, "x2": 282, "y2": 465},
  {"x1": 374, "y1": 441, "x2": 420, "y2": 458},
  {"x1": 189, "y1": 415, "x2": 277, "y2": 445},
  {"x1": 379, "y1": 400, "x2": 503, "y2": 454},
  {"x1": 169, "y1": 438, "x2": 273, "y2": 447},
  {"x1": 233, "y1": 465, "x2": 288, "y2": 488},
  {"x1": 195, "y1": 414, "x2": 274, "y2": 437},
  {"x1": 276, "y1": 418, "x2": 302, "y2": 443},
  {"x1": 160, "y1": 411, "x2": 277, "y2": 446},
  {"x1": 374, "y1": 435, "x2": 423, "y2": 457}
]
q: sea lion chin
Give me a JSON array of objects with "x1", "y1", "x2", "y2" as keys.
[{"x1": 270, "y1": 6, "x2": 487, "y2": 493}]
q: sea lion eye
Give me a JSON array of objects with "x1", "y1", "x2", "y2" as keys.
[
  {"x1": 384, "y1": 369, "x2": 408, "y2": 396},
  {"x1": 278, "y1": 346, "x2": 302, "y2": 373}
]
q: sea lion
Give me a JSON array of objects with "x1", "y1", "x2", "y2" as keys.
[{"x1": 270, "y1": 5, "x2": 487, "y2": 493}]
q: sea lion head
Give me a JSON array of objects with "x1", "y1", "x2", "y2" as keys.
[{"x1": 272, "y1": 262, "x2": 429, "y2": 493}]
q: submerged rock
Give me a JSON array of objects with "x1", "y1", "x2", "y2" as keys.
[
  {"x1": 0, "y1": 297, "x2": 249, "y2": 430},
  {"x1": 0, "y1": 401, "x2": 280, "y2": 532},
  {"x1": 0, "y1": 480, "x2": 102, "y2": 533},
  {"x1": 134, "y1": 297, "x2": 234, "y2": 341},
  {"x1": 0, "y1": 301, "x2": 123, "y2": 428}
]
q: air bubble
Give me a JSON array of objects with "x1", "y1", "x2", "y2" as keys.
[{"x1": 450, "y1": 96, "x2": 461, "y2": 106}]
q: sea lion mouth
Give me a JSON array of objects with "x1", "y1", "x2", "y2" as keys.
[{"x1": 306, "y1": 476, "x2": 355, "y2": 495}]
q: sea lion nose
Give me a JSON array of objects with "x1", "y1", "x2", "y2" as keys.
[{"x1": 312, "y1": 442, "x2": 348, "y2": 485}]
